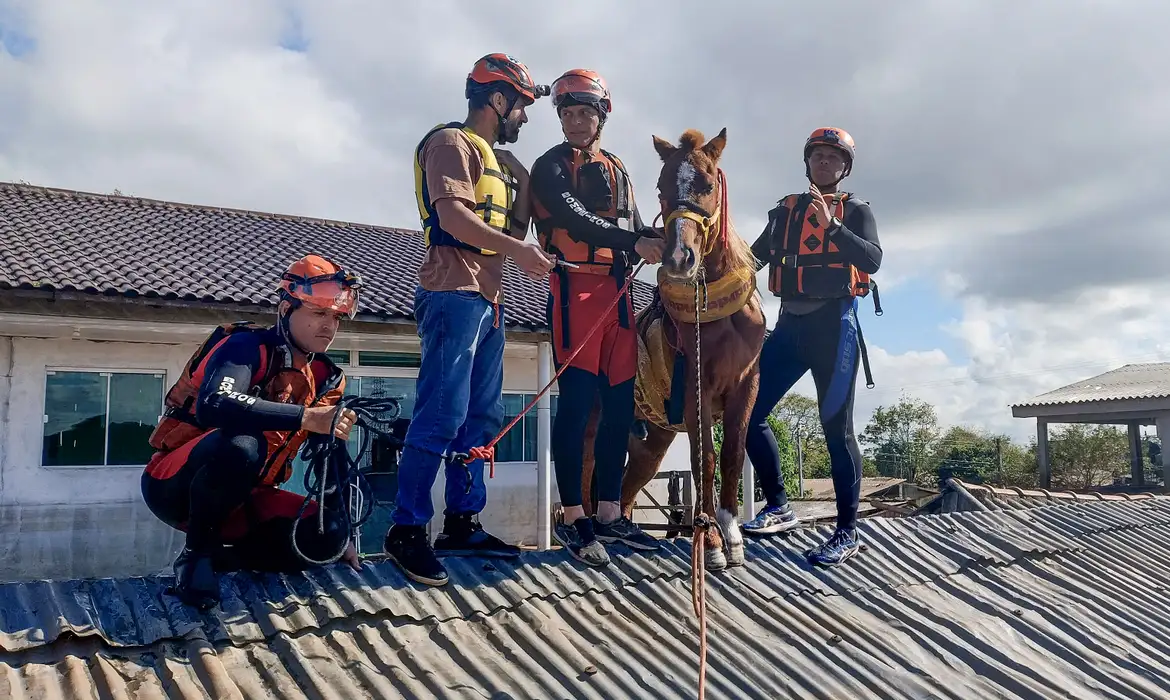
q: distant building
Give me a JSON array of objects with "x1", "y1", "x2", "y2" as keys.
[{"x1": 1011, "y1": 362, "x2": 1170, "y2": 489}]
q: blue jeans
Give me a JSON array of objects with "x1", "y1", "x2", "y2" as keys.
[{"x1": 391, "y1": 288, "x2": 506, "y2": 527}]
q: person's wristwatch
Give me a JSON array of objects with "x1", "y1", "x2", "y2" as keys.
[{"x1": 826, "y1": 216, "x2": 843, "y2": 236}]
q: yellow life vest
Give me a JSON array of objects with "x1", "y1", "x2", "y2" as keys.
[{"x1": 413, "y1": 122, "x2": 514, "y2": 255}]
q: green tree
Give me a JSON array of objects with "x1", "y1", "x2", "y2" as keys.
[
  {"x1": 773, "y1": 393, "x2": 831, "y2": 483},
  {"x1": 713, "y1": 414, "x2": 799, "y2": 504},
  {"x1": 933, "y1": 426, "x2": 997, "y2": 483},
  {"x1": 1047, "y1": 424, "x2": 1129, "y2": 490},
  {"x1": 860, "y1": 394, "x2": 940, "y2": 485}
]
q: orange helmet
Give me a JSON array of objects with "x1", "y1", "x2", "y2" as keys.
[
  {"x1": 552, "y1": 69, "x2": 612, "y2": 116},
  {"x1": 465, "y1": 53, "x2": 548, "y2": 104},
  {"x1": 277, "y1": 254, "x2": 362, "y2": 320},
  {"x1": 804, "y1": 127, "x2": 856, "y2": 163}
]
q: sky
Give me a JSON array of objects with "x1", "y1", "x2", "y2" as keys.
[{"x1": 1, "y1": 0, "x2": 1168, "y2": 444}]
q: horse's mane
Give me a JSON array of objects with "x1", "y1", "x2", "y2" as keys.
[
  {"x1": 721, "y1": 217, "x2": 757, "y2": 274},
  {"x1": 677, "y1": 130, "x2": 757, "y2": 275}
]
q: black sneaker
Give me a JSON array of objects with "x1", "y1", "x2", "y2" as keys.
[
  {"x1": 384, "y1": 525, "x2": 448, "y2": 586},
  {"x1": 553, "y1": 517, "x2": 611, "y2": 568},
  {"x1": 434, "y1": 513, "x2": 521, "y2": 558},
  {"x1": 594, "y1": 516, "x2": 661, "y2": 551},
  {"x1": 169, "y1": 547, "x2": 220, "y2": 610}
]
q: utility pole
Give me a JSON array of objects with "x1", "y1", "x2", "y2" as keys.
[
  {"x1": 995, "y1": 437, "x2": 1003, "y2": 486},
  {"x1": 796, "y1": 428, "x2": 805, "y2": 497}
]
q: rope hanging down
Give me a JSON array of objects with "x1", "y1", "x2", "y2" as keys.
[
  {"x1": 451, "y1": 260, "x2": 648, "y2": 476},
  {"x1": 291, "y1": 395, "x2": 403, "y2": 566},
  {"x1": 690, "y1": 267, "x2": 711, "y2": 700}
]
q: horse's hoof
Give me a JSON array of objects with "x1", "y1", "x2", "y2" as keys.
[
  {"x1": 726, "y1": 543, "x2": 745, "y2": 568},
  {"x1": 704, "y1": 548, "x2": 727, "y2": 571}
]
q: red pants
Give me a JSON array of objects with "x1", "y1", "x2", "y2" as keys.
[
  {"x1": 141, "y1": 430, "x2": 343, "y2": 573},
  {"x1": 549, "y1": 270, "x2": 637, "y2": 385}
]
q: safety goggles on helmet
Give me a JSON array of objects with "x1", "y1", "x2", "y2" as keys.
[
  {"x1": 552, "y1": 70, "x2": 611, "y2": 115},
  {"x1": 280, "y1": 269, "x2": 362, "y2": 320}
]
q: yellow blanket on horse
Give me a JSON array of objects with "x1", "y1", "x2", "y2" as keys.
[{"x1": 633, "y1": 268, "x2": 757, "y2": 432}]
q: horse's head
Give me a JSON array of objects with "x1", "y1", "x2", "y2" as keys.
[{"x1": 653, "y1": 127, "x2": 728, "y2": 281}]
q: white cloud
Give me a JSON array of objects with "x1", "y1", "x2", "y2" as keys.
[{"x1": 2, "y1": 0, "x2": 1169, "y2": 450}]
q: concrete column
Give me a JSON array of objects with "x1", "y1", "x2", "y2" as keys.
[
  {"x1": 1128, "y1": 421, "x2": 1144, "y2": 487},
  {"x1": 1036, "y1": 419, "x2": 1050, "y2": 489},
  {"x1": 536, "y1": 342, "x2": 553, "y2": 550},
  {"x1": 1156, "y1": 414, "x2": 1170, "y2": 492}
]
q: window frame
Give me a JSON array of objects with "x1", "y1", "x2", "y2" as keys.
[{"x1": 40, "y1": 366, "x2": 168, "y2": 469}]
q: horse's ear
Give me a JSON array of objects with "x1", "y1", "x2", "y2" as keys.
[
  {"x1": 652, "y1": 134, "x2": 677, "y2": 162},
  {"x1": 701, "y1": 128, "x2": 728, "y2": 162}
]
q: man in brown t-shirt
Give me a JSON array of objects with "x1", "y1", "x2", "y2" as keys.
[{"x1": 385, "y1": 53, "x2": 556, "y2": 587}]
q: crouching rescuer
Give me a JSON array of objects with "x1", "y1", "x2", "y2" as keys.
[{"x1": 141, "y1": 255, "x2": 364, "y2": 609}]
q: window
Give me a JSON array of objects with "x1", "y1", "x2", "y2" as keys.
[
  {"x1": 496, "y1": 393, "x2": 559, "y2": 463},
  {"x1": 357, "y1": 351, "x2": 421, "y2": 368},
  {"x1": 324, "y1": 349, "x2": 351, "y2": 365},
  {"x1": 42, "y1": 370, "x2": 166, "y2": 467}
]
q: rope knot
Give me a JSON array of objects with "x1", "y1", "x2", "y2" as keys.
[{"x1": 466, "y1": 445, "x2": 496, "y2": 478}]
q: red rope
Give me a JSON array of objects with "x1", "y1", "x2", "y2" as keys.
[{"x1": 465, "y1": 261, "x2": 648, "y2": 477}]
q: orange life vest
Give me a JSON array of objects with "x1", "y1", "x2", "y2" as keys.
[
  {"x1": 767, "y1": 192, "x2": 874, "y2": 301},
  {"x1": 532, "y1": 145, "x2": 639, "y2": 275},
  {"x1": 147, "y1": 321, "x2": 346, "y2": 487}
]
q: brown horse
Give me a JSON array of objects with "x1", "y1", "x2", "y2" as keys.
[{"x1": 580, "y1": 128, "x2": 766, "y2": 570}]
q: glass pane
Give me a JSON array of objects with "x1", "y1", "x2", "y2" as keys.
[
  {"x1": 357, "y1": 351, "x2": 421, "y2": 368},
  {"x1": 107, "y1": 373, "x2": 165, "y2": 465},
  {"x1": 496, "y1": 394, "x2": 526, "y2": 462},
  {"x1": 324, "y1": 349, "x2": 351, "y2": 365},
  {"x1": 522, "y1": 394, "x2": 537, "y2": 462},
  {"x1": 43, "y1": 372, "x2": 107, "y2": 466}
]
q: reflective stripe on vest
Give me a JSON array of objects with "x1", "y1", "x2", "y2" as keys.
[
  {"x1": 768, "y1": 192, "x2": 872, "y2": 300},
  {"x1": 532, "y1": 145, "x2": 638, "y2": 275},
  {"x1": 414, "y1": 122, "x2": 514, "y2": 256}
]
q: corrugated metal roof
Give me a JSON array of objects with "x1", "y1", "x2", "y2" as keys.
[
  {"x1": 4, "y1": 499, "x2": 1170, "y2": 699},
  {"x1": 1013, "y1": 362, "x2": 1170, "y2": 408},
  {"x1": 918, "y1": 478, "x2": 1161, "y2": 515}
]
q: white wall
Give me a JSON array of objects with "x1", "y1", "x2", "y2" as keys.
[{"x1": 0, "y1": 330, "x2": 676, "y2": 581}]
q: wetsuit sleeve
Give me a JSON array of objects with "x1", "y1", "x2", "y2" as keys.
[
  {"x1": 530, "y1": 153, "x2": 639, "y2": 252},
  {"x1": 194, "y1": 333, "x2": 306, "y2": 432},
  {"x1": 829, "y1": 201, "x2": 882, "y2": 274},
  {"x1": 750, "y1": 206, "x2": 784, "y2": 272}
]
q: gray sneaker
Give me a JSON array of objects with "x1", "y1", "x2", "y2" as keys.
[
  {"x1": 742, "y1": 503, "x2": 800, "y2": 536},
  {"x1": 594, "y1": 516, "x2": 661, "y2": 551},
  {"x1": 553, "y1": 518, "x2": 611, "y2": 568}
]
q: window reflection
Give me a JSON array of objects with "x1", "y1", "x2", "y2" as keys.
[{"x1": 42, "y1": 370, "x2": 164, "y2": 467}]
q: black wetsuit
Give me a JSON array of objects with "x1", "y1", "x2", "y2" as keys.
[
  {"x1": 141, "y1": 328, "x2": 349, "y2": 572},
  {"x1": 746, "y1": 195, "x2": 883, "y2": 531},
  {"x1": 530, "y1": 145, "x2": 652, "y2": 510}
]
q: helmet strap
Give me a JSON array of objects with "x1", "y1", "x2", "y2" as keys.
[{"x1": 277, "y1": 297, "x2": 315, "y2": 358}]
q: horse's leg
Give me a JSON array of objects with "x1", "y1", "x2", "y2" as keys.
[
  {"x1": 620, "y1": 422, "x2": 676, "y2": 519},
  {"x1": 685, "y1": 374, "x2": 725, "y2": 571},
  {"x1": 717, "y1": 373, "x2": 759, "y2": 568},
  {"x1": 579, "y1": 397, "x2": 602, "y2": 518}
]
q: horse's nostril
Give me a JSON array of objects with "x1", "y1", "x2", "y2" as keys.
[{"x1": 684, "y1": 248, "x2": 695, "y2": 267}]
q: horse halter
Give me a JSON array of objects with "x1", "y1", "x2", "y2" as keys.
[{"x1": 661, "y1": 169, "x2": 727, "y2": 259}]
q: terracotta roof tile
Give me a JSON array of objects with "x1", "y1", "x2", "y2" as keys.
[{"x1": 0, "y1": 182, "x2": 653, "y2": 330}]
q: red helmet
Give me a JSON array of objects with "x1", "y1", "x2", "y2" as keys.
[
  {"x1": 277, "y1": 254, "x2": 362, "y2": 320},
  {"x1": 551, "y1": 69, "x2": 612, "y2": 115},
  {"x1": 804, "y1": 127, "x2": 856, "y2": 163},
  {"x1": 465, "y1": 53, "x2": 548, "y2": 104}
]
